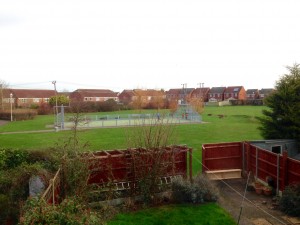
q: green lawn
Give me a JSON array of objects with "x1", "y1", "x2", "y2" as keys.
[
  {"x1": 0, "y1": 105, "x2": 266, "y2": 224},
  {"x1": 0, "y1": 106, "x2": 265, "y2": 174},
  {"x1": 108, "y1": 203, "x2": 236, "y2": 225}
]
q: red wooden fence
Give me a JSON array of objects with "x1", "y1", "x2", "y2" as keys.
[
  {"x1": 42, "y1": 145, "x2": 192, "y2": 204},
  {"x1": 202, "y1": 141, "x2": 300, "y2": 192}
]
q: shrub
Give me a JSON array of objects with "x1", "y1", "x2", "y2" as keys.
[
  {"x1": 172, "y1": 174, "x2": 219, "y2": 204},
  {"x1": 0, "y1": 148, "x2": 29, "y2": 170},
  {"x1": 20, "y1": 197, "x2": 103, "y2": 225},
  {"x1": 279, "y1": 183, "x2": 300, "y2": 217},
  {"x1": 37, "y1": 102, "x2": 52, "y2": 115},
  {"x1": 0, "y1": 109, "x2": 37, "y2": 120}
]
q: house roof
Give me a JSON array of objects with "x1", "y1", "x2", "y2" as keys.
[
  {"x1": 259, "y1": 88, "x2": 274, "y2": 95},
  {"x1": 192, "y1": 88, "x2": 210, "y2": 95},
  {"x1": 133, "y1": 89, "x2": 164, "y2": 96},
  {"x1": 224, "y1": 86, "x2": 244, "y2": 93},
  {"x1": 246, "y1": 89, "x2": 259, "y2": 94},
  {"x1": 179, "y1": 88, "x2": 194, "y2": 95},
  {"x1": 9, "y1": 89, "x2": 56, "y2": 98},
  {"x1": 166, "y1": 89, "x2": 181, "y2": 95},
  {"x1": 209, "y1": 87, "x2": 226, "y2": 93},
  {"x1": 119, "y1": 90, "x2": 136, "y2": 97},
  {"x1": 71, "y1": 89, "x2": 118, "y2": 98}
]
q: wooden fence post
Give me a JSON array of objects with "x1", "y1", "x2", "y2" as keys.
[
  {"x1": 247, "y1": 142, "x2": 251, "y2": 173},
  {"x1": 255, "y1": 147, "x2": 258, "y2": 178},
  {"x1": 202, "y1": 146, "x2": 205, "y2": 173},
  {"x1": 189, "y1": 148, "x2": 193, "y2": 182},
  {"x1": 281, "y1": 151, "x2": 288, "y2": 191},
  {"x1": 276, "y1": 154, "x2": 280, "y2": 195}
]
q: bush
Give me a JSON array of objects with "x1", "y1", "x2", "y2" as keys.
[
  {"x1": 0, "y1": 109, "x2": 37, "y2": 120},
  {"x1": 37, "y1": 102, "x2": 52, "y2": 115},
  {"x1": 20, "y1": 197, "x2": 103, "y2": 225},
  {"x1": 279, "y1": 183, "x2": 300, "y2": 217},
  {"x1": 172, "y1": 174, "x2": 219, "y2": 204},
  {"x1": 0, "y1": 148, "x2": 29, "y2": 170}
]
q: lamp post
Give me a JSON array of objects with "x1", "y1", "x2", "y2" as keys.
[
  {"x1": 10, "y1": 93, "x2": 13, "y2": 121},
  {"x1": 52, "y1": 81, "x2": 58, "y2": 126}
]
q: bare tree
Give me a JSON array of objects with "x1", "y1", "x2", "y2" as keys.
[
  {"x1": 189, "y1": 97, "x2": 204, "y2": 114},
  {"x1": 126, "y1": 114, "x2": 178, "y2": 203},
  {"x1": 0, "y1": 79, "x2": 9, "y2": 110}
]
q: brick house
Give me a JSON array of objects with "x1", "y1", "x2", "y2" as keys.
[
  {"x1": 118, "y1": 90, "x2": 136, "y2": 104},
  {"x1": 190, "y1": 88, "x2": 210, "y2": 102},
  {"x1": 208, "y1": 87, "x2": 226, "y2": 102},
  {"x1": 131, "y1": 89, "x2": 165, "y2": 103},
  {"x1": 246, "y1": 89, "x2": 259, "y2": 99},
  {"x1": 179, "y1": 88, "x2": 194, "y2": 104},
  {"x1": 6, "y1": 89, "x2": 56, "y2": 108},
  {"x1": 259, "y1": 88, "x2": 274, "y2": 99},
  {"x1": 69, "y1": 89, "x2": 119, "y2": 102},
  {"x1": 224, "y1": 86, "x2": 246, "y2": 100}
]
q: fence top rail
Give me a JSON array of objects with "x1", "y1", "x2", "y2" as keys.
[
  {"x1": 82, "y1": 145, "x2": 191, "y2": 159},
  {"x1": 202, "y1": 142, "x2": 242, "y2": 148}
]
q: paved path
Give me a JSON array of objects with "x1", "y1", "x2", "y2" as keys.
[{"x1": 217, "y1": 178, "x2": 295, "y2": 225}]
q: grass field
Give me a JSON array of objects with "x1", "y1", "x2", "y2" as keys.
[
  {"x1": 0, "y1": 105, "x2": 265, "y2": 174},
  {"x1": 0, "y1": 105, "x2": 266, "y2": 225}
]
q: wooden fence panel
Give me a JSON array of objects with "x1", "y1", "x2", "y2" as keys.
[
  {"x1": 287, "y1": 158, "x2": 300, "y2": 186},
  {"x1": 203, "y1": 141, "x2": 300, "y2": 192},
  {"x1": 202, "y1": 142, "x2": 242, "y2": 172}
]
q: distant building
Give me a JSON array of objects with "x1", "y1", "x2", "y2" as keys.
[
  {"x1": 208, "y1": 87, "x2": 226, "y2": 102},
  {"x1": 190, "y1": 87, "x2": 210, "y2": 102},
  {"x1": 69, "y1": 89, "x2": 119, "y2": 102},
  {"x1": 5, "y1": 89, "x2": 56, "y2": 108},
  {"x1": 259, "y1": 88, "x2": 274, "y2": 99},
  {"x1": 246, "y1": 89, "x2": 259, "y2": 100},
  {"x1": 118, "y1": 90, "x2": 136, "y2": 104},
  {"x1": 224, "y1": 86, "x2": 246, "y2": 100}
]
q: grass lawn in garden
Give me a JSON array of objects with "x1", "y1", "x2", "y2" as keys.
[{"x1": 107, "y1": 203, "x2": 236, "y2": 225}]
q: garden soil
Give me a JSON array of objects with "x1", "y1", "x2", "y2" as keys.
[{"x1": 216, "y1": 178, "x2": 299, "y2": 225}]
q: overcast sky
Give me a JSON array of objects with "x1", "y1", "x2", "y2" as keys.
[{"x1": 0, "y1": 0, "x2": 299, "y2": 92}]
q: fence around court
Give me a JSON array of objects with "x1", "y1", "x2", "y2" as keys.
[
  {"x1": 60, "y1": 113, "x2": 202, "y2": 129},
  {"x1": 202, "y1": 141, "x2": 300, "y2": 194}
]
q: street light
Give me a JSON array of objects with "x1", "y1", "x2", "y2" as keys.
[
  {"x1": 52, "y1": 81, "x2": 58, "y2": 126},
  {"x1": 10, "y1": 93, "x2": 13, "y2": 121}
]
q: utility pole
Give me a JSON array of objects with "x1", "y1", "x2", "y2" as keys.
[
  {"x1": 197, "y1": 83, "x2": 204, "y2": 101},
  {"x1": 181, "y1": 83, "x2": 187, "y2": 104},
  {"x1": 52, "y1": 81, "x2": 58, "y2": 127}
]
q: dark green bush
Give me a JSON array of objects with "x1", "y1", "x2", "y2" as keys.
[
  {"x1": 279, "y1": 183, "x2": 300, "y2": 217},
  {"x1": 172, "y1": 174, "x2": 219, "y2": 204},
  {"x1": 0, "y1": 148, "x2": 29, "y2": 170}
]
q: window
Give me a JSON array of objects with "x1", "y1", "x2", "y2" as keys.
[
  {"x1": 84, "y1": 97, "x2": 88, "y2": 101},
  {"x1": 96, "y1": 97, "x2": 100, "y2": 101},
  {"x1": 21, "y1": 98, "x2": 27, "y2": 103},
  {"x1": 272, "y1": 145, "x2": 282, "y2": 154},
  {"x1": 33, "y1": 98, "x2": 39, "y2": 103}
]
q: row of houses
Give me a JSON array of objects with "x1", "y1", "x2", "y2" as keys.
[{"x1": 1, "y1": 86, "x2": 274, "y2": 108}]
